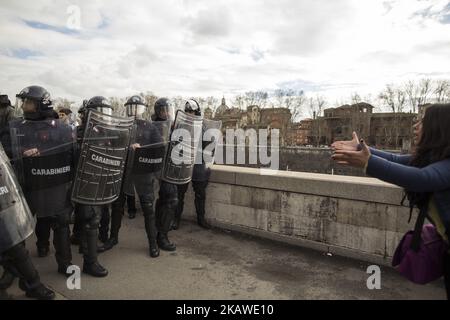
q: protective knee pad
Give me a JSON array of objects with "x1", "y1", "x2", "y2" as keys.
[{"x1": 84, "y1": 206, "x2": 102, "y2": 230}]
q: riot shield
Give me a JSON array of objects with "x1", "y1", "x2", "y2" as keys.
[
  {"x1": 123, "y1": 119, "x2": 171, "y2": 196},
  {"x1": 9, "y1": 118, "x2": 76, "y2": 218},
  {"x1": 198, "y1": 119, "x2": 222, "y2": 166},
  {"x1": 161, "y1": 110, "x2": 202, "y2": 185},
  {"x1": 0, "y1": 142, "x2": 35, "y2": 254},
  {"x1": 71, "y1": 110, "x2": 134, "y2": 205}
]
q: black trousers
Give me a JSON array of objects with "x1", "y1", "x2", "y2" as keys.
[
  {"x1": 35, "y1": 214, "x2": 72, "y2": 266},
  {"x1": 176, "y1": 180, "x2": 208, "y2": 221},
  {"x1": 72, "y1": 205, "x2": 109, "y2": 241},
  {"x1": 126, "y1": 195, "x2": 137, "y2": 214}
]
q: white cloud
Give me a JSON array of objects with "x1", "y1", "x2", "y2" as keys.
[{"x1": 0, "y1": 0, "x2": 449, "y2": 106}]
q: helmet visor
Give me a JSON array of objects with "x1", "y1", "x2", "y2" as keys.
[
  {"x1": 96, "y1": 106, "x2": 112, "y2": 116},
  {"x1": 157, "y1": 104, "x2": 175, "y2": 121},
  {"x1": 19, "y1": 98, "x2": 38, "y2": 113},
  {"x1": 126, "y1": 104, "x2": 146, "y2": 118}
]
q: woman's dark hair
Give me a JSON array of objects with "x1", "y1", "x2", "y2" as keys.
[
  {"x1": 405, "y1": 103, "x2": 450, "y2": 211},
  {"x1": 410, "y1": 103, "x2": 450, "y2": 168}
]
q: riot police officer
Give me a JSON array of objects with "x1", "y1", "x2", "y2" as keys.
[
  {"x1": 173, "y1": 99, "x2": 212, "y2": 230},
  {"x1": 154, "y1": 98, "x2": 178, "y2": 251},
  {"x1": 0, "y1": 142, "x2": 54, "y2": 300},
  {"x1": 73, "y1": 96, "x2": 114, "y2": 277},
  {"x1": 101, "y1": 95, "x2": 169, "y2": 257},
  {"x1": 0, "y1": 94, "x2": 15, "y2": 131},
  {"x1": 71, "y1": 101, "x2": 110, "y2": 247},
  {"x1": 0, "y1": 94, "x2": 20, "y2": 295},
  {"x1": 5, "y1": 86, "x2": 75, "y2": 278}
]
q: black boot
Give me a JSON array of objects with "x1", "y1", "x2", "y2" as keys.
[
  {"x1": 19, "y1": 279, "x2": 55, "y2": 300},
  {"x1": 8, "y1": 244, "x2": 55, "y2": 300},
  {"x1": 35, "y1": 218, "x2": 51, "y2": 258},
  {"x1": 0, "y1": 268, "x2": 16, "y2": 290},
  {"x1": 97, "y1": 237, "x2": 118, "y2": 253},
  {"x1": 171, "y1": 213, "x2": 181, "y2": 230},
  {"x1": 100, "y1": 197, "x2": 123, "y2": 251},
  {"x1": 195, "y1": 196, "x2": 211, "y2": 229},
  {"x1": 127, "y1": 195, "x2": 137, "y2": 219},
  {"x1": 37, "y1": 246, "x2": 49, "y2": 258},
  {"x1": 149, "y1": 239, "x2": 160, "y2": 258},
  {"x1": 82, "y1": 228, "x2": 108, "y2": 278},
  {"x1": 53, "y1": 224, "x2": 73, "y2": 277},
  {"x1": 98, "y1": 205, "x2": 110, "y2": 243},
  {"x1": 157, "y1": 232, "x2": 176, "y2": 251},
  {"x1": 156, "y1": 202, "x2": 176, "y2": 251},
  {"x1": 143, "y1": 204, "x2": 159, "y2": 257}
]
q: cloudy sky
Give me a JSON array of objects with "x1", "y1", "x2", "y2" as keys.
[{"x1": 0, "y1": 0, "x2": 449, "y2": 106}]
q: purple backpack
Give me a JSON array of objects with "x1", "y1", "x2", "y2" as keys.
[{"x1": 392, "y1": 223, "x2": 448, "y2": 284}]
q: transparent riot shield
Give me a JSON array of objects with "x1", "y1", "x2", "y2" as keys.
[
  {"x1": 71, "y1": 110, "x2": 134, "y2": 205},
  {"x1": 122, "y1": 119, "x2": 171, "y2": 196},
  {"x1": 161, "y1": 110, "x2": 202, "y2": 185},
  {"x1": 9, "y1": 118, "x2": 76, "y2": 218},
  {"x1": 0, "y1": 142, "x2": 35, "y2": 254}
]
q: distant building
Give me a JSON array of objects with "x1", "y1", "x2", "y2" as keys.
[
  {"x1": 309, "y1": 102, "x2": 416, "y2": 151},
  {"x1": 286, "y1": 119, "x2": 313, "y2": 146},
  {"x1": 211, "y1": 99, "x2": 416, "y2": 150},
  {"x1": 213, "y1": 98, "x2": 292, "y2": 145}
]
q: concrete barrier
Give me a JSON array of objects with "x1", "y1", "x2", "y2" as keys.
[{"x1": 182, "y1": 165, "x2": 417, "y2": 266}]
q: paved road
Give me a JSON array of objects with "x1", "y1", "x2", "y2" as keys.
[{"x1": 3, "y1": 214, "x2": 446, "y2": 300}]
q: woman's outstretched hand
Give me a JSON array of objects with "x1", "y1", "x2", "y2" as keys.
[
  {"x1": 331, "y1": 131, "x2": 360, "y2": 152},
  {"x1": 331, "y1": 138, "x2": 371, "y2": 169}
]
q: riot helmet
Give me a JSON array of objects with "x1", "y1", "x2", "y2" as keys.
[
  {"x1": 154, "y1": 98, "x2": 174, "y2": 121},
  {"x1": 85, "y1": 96, "x2": 113, "y2": 116},
  {"x1": 184, "y1": 99, "x2": 201, "y2": 117},
  {"x1": 0, "y1": 95, "x2": 11, "y2": 108},
  {"x1": 125, "y1": 95, "x2": 147, "y2": 119},
  {"x1": 16, "y1": 85, "x2": 52, "y2": 119}
]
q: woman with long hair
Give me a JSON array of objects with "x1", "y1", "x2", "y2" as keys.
[{"x1": 331, "y1": 103, "x2": 450, "y2": 299}]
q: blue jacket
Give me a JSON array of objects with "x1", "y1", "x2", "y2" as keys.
[{"x1": 366, "y1": 148, "x2": 450, "y2": 236}]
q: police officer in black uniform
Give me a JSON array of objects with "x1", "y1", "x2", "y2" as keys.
[
  {"x1": 173, "y1": 100, "x2": 211, "y2": 230},
  {"x1": 0, "y1": 119, "x2": 54, "y2": 300},
  {"x1": 4, "y1": 86, "x2": 75, "y2": 279},
  {"x1": 101, "y1": 95, "x2": 164, "y2": 257},
  {"x1": 74, "y1": 96, "x2": 112, "y2": 277},
  {"x1": 0, "y1": 94, "x2": 15, "y2": 132},
  {"x1": 154, "y1": 98, "x2": 178, "y2": 251},
  {"x1": 70, "y1": 101, "x2": 110, "y2": 247}
]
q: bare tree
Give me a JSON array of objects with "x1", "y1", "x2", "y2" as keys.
[
  {"x1": 109, "y1": 96, "x2": 126, "y2": 117},
  {"x1": 378, "y1": 84, "x2": 407, "y2": 149},
  {"x1": 434, "y1": 80, "x2": 450, "y2": 103},
  {"x1": 378, "y1": 84, "x2": 406, "y2": 113},
  {"x1": 307, "y1": 95, "x2": 327, "y2": 146},
  {"x1": 290, "y1": 94, "x2": 306, "y2": 122},
  {"x1": 404, "y1": 80, "x2": 419, "y2": 113},
  {"x1": 170, "y1": 96, "x2": 184, "y2": 110},
  {"x1": 351, "y1": 92, "x2": 362, "y2": 104},
  {"x1": 232, "y1": 94, "x2": 245, "y2": 110},
  {"x1": 244, "y1": 91, "x2": 268, "y2": 108},
  {"x1": 53, "y1": 98, "x2": 74, "y2": 111},
  {"x1": 417, "y1": 78, "x2": 432, "y2": 106}
]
